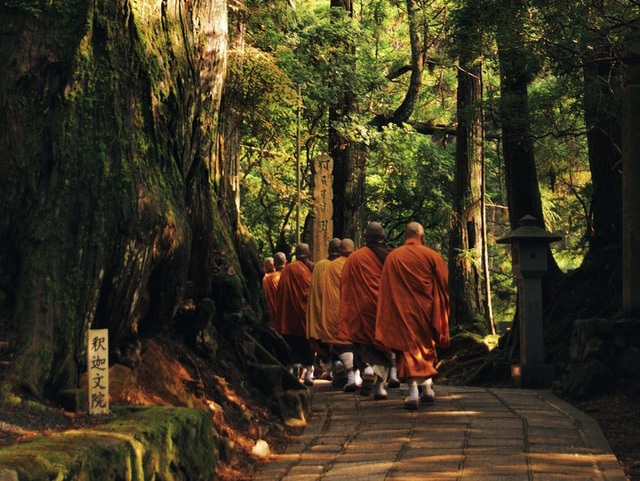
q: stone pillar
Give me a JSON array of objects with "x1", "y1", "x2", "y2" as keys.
[
  {"x1": 498, "y1": 215, "x2": 561, "y2": 388},
  {"x1": 622, "y1": 31, "x2": 640, "y2": 312}
]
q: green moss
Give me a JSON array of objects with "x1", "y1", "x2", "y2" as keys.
[{"x1": 0, "y1": 406, "x2": 217, "y2": 480}]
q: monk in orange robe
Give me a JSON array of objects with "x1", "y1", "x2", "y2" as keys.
[
  {"x1": 306, "y1": 238, "x2": 341, "y2": 381},
  {"x1": 375, "y1": 222, "x2": 450, "y2": 409},
  {"x1": 337, "y1": 222, "x2": 393, "y2": 399},
  {"x1": 263, "y1": 252, "x2": 286, "y2": 329},
  {"x1": 277, "y1": 243, "x2": 315, "y2": 385},
  {"x1": 318, "y1": 238, "x2": 356, "y2": 391}
]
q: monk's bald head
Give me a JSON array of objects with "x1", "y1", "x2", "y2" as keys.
[
  {"x1": 405, "y1": 222, "x2": 424, "y2": 241},
  {"x1": 328, "y1": 238, "x2": 341, "y2": 256},
  {"x1": 295, "y1": 243, "x2": 310, "y2": 259},
  {"x1": 340, "y1": 238, "x2": 355, "y2": 257},
  {"x1": 274, "y1": 252, "x2": 287, "y2": 270},
  {"x1": 263, "y1": 257, "x2": 275, "y2": 273},
  {"x1": 365, "y1": 222, "x2": 386, "y2": 243}
]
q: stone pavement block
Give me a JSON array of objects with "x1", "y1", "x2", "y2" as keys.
[
  {"x1": 285, "y1": 464, "x2": 325, "y2": 476},
  {"x1": 308, "y1": 442, "x2": 343, "y2": 453},
  {"x1": 461, "y1": 476, "x2": 529, "y2": 481},
  {"x1": 405, "y1": 439, "x2": 465, "y2": 450},
  {"x1": 320, "y1": 460, "x2": 394, "y2": 480},
  {"x1": 467, "y1": 436, "x2": 524, "y2": 448},
  {"x1": 354, "y1": 433, "x2": 411, "y2": 443},
  {"x1": 532, "y1": 474, "x2": 598, "y2": 480},
  {"x1": 296, "y1": 453, "x2": 334, "y2": 465},
  {"x1": 463, "y1": 453, "x2": 528, "y2": 467},
  {"x1": 389, "y1": 473, "x2": 460, "y2": 480},
  {"x1": 343, "y1": 441, "x2": 405, "y2": 453},
  {"x1": 308, "y1": 435, "x2": 350, "y2": 445},
  {"x1": 389, "y1": 466, "x2": 460, "y2": 479},
  {"x1": 395, "y1": 453, "x2": 461, "y2": 464},
  {"x1": 462, "y1": 465, "x2": 531, "y2": 477},
  {"x1": 468, "y1": 427, "x2": 523, "y2": 439}
]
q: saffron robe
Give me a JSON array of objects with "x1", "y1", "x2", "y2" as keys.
[
  {"x1": 262, "y1": 270, "x2": 282, "y2": 328},
  {"x1": 306, "y1": 258, "x2": 331, "y2": 339},
  {"x1": 337, "y1": 246, "x2": 387, "y2": 352},
  {"x1": 277, "y1": 260, "x2": 313, "y2": 337},
  {"x1": 375, "y1": 238, "x2": 450, "y2": 380},
  {"x1": 317, "y1": 256, "x2": 349, "y2": 345}
]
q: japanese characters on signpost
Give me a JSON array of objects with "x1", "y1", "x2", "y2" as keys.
[
  {"x1": 88, "y1": 328, "x2": 109, "y2": 415},
  {"x1": 312, "y1": 154, "x2": 334, "y2": 263}
]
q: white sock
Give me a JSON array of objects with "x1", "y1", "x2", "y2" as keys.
[
  {"x1": 423, "y1": 378, "x2": 435, "y2": 396},
  {"x1": 304, "y1": 365, "x2": 314, "y2": 382},
  {"x1": 338, "y1": 351, "x2": 354, "y2": 370},
  {"x1": 389, "y1": 366, "x2": 399, "y2": 381},
  {"x1": 346, "y1": 369, "x2": 356, "y2": 386},
  {"x1": 406, "y1": 380, "x2": 419, "y2": 401},
  {"x1": 363, "y1": 365, "x2": 374, "y2": 379},
  {"x1": 375, "y1": 380, "x2": 387, "y2": 397}
]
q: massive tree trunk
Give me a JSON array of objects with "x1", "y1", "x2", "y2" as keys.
[
  {"x1": 0, "y1": 0, "x2": 263, "y2": 400},
  {"x1": 449, "y1": 4, "x2": 488, "y2": 332},
  {"x1": 329, "y1": 0, "x2": 364, "y2": 242},
  {"x1": 582, "y1": 45, "x2": 623, "y2": 256},
  {"x1": 495, "y1": 3, "x2": 560, "y2": 278},
  {"x1": 622, "y1": 30, "x2": 640, "y2": 312}
]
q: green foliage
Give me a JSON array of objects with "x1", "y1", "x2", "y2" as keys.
[{"x1": 365, "y1": 124, "x2": 454, "y2": 250}]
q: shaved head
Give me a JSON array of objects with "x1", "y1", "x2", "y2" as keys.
[
  {"x1": 328, "y1": 238, "x2": 342, "y2": 256},
  {"x1": 294, "y1": 243, "x2": 310, "y2": 259},
  {"x1": 340, "y1": 238, "x2": 355, "y2": 257},
  {"x1": 263, "y1": 257, "x2": 275, "y2": 273},
  {"x1": 365, "y1": 222, "x2": 386, "y2": 243},
  {"x1": 405, "y1": 222, "x2": 424, "y2": 240},
  {"x1": 274, "y1": 252, "x2": 287, "y2": 270}
]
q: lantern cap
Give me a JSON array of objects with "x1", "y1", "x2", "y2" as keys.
[{"x1": 497, "y1": 215, "x2": 563, "y2": 244}]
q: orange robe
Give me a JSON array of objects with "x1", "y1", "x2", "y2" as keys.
[
  {"x1": 317, "y1": 256, "x2": 349, "y2": 345},
  {"x1": 375, "y1": 238, "x2": 450, "y2": 380},
  {"x1": 337, "y1": 246, "x2": 387, "y2": 351},
  {"x1": 277, "y1": 260, "x2": 313, "y2": 337},
  {"x1": 262, "y1": 270, "x2": 281, "y2": 328},
  {"x1": 306, "y1": 258, "x2": 331, "y2": 339}
]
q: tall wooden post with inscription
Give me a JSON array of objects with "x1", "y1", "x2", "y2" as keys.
[
  {"x1": 311, "y1": 154, "x2": 333, "y2": 262},
  {"x1": 87, "y1": 329, "x2": 109, "y2": 415}
]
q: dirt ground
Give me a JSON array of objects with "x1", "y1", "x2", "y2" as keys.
[{"x1": 569, "y1": 390, "x2": 640, "y2": 480}]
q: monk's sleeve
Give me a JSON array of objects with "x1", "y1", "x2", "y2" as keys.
[{"x1": 431, "y1": 255, "x2": 450, "y2": 348}]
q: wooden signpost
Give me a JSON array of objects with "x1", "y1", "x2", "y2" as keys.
[
  {"x1": 87, "y1": 329, "x2": 109, "y2": 415},
  {"x1": 311, "y1": 154, "x2": 333, "y2": 262}
]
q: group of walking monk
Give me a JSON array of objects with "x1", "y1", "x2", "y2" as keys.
[{"x1": 262, "y1": 221, "x2": 450, "y2": 410}]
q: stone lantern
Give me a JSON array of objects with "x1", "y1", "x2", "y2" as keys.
[{"x1": 497, "y1": 215, "x2": 562, "y2": 388}]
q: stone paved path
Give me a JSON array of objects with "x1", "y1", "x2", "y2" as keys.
[{"x1": 256, "y1": 380, "x2": 626, "y2": 480}]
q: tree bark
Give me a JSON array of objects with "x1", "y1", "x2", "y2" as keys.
[
  {"x1": 582, "y1": 47, "x2": 623, "y2": 255},
  {"x1": 496, "y1": 3, "x2": 560, "y2": 277},
  {"x1": 329, "y1": 0, "x2": 364, "y2": 242},
  {"x1": 0, "y1": 0, "x2": 249, "y2": 400},
  {"x1": 622, "y1": 32, "x2": 640, "y2": 311},
  {"x1": 449, "y1": 21, "x2": 487, "y2": 332}
]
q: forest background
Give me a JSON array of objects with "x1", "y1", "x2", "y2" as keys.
[{"x1": 229, "y1": 0, "x2": 634, "y2": 335}]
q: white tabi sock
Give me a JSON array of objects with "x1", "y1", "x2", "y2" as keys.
[
  {"x1": 406, "y1": 380, "x2": 419, "y2": 402},
  {"x1": 375, "y1": 380, "x2": 387, "y2": 398},
  {"x1": 303, "y1": 365, "x2": 314, "y2": 386},
  {"x1": 337, "y1": 351, "x2": 354, "y2": 370}
]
